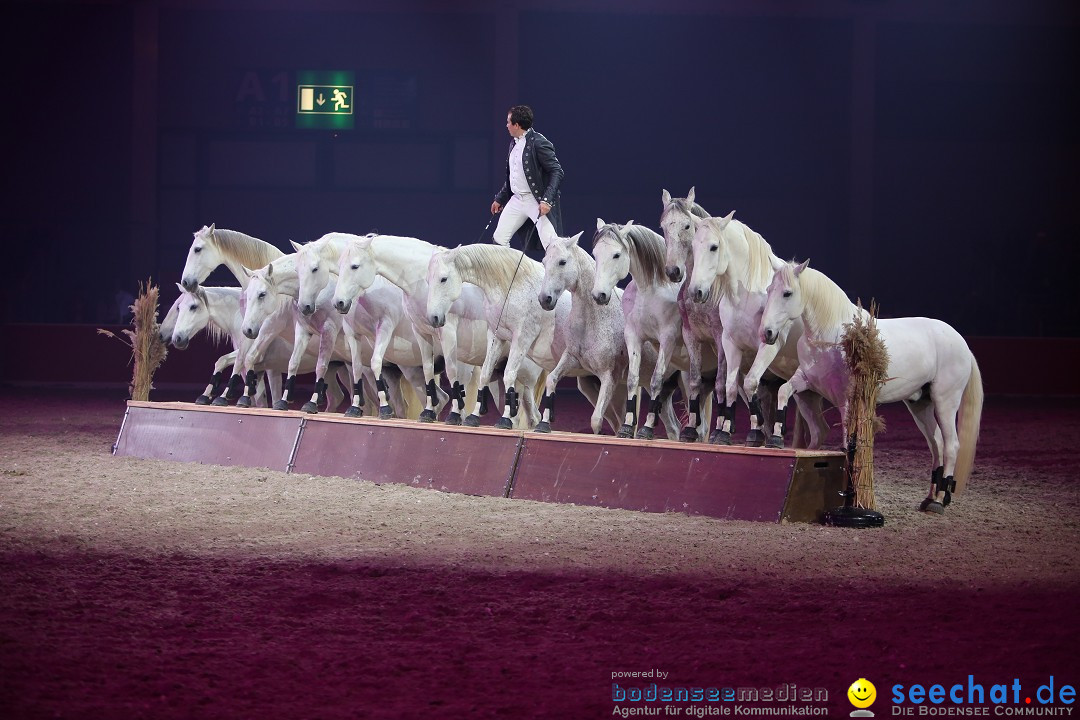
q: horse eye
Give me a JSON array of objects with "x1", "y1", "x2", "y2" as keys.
[
  {"x1": 613, "y1": 253, "x2": 621, "y2": 260},
  {"x1": 684, "y1": 223, "x2": 690, "y2": 230},
  {"x1": 193, "y1": 247, "x2": 202, "y2": 253},
  {"x1": 440, "y1": 277, "x2": 447, "y2": 283},
  {"x1": 558, "y1": 259, "x2": 567, "y2": 267},
  {"x1": 311, "y1": 267, "x2": 318, "y2": 273},
  {"x1": 189, "y1": 304, "x2": 197, "y2": 311},
  {"x1": 783, "y1": 290, "x2": 792, "y2": 298},
  {"x1": 258, "y1": 291, "x2": 266, "y2": 300},
  {"x1": 351, "y1": 264, "x2": 360, "y2": 270},
  {"x1": 710, "y1": 245, "x2": 718, "y2": 252}
]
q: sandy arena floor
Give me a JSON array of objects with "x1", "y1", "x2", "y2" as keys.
[{"x1": 1, "y1": 386, "x2": 1077, "y2": 719}]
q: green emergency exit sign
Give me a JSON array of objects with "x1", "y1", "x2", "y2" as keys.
[{"x1": 296, "y1": 71, "x2": 355, "y2": 130}]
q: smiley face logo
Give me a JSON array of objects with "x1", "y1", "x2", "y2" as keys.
[{"x1": 848, "y1": 678, "x2": 877, "y2": 709}]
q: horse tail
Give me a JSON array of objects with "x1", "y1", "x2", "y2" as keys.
[{"x1": 953, "y1": 353, "x2": 984, "y2": 493}]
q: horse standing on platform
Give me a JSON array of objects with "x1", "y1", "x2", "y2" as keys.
[
  {"x1": 426, "y1": 244, "x2": 618, "y2": 432},
  {"x1": 175, "y1": 224, "x2": 287, "y2": 404},
  {"x1": 292, "y1": 235, "x2": 442, "y2": 419},
  {"x1": 590, "y1": 219, "x2": 702, "y2": 440},
  {"x1": 759, "y1": 259, "x2": 984, "y2": 514},
  {"x1": 658, "y1": 188, "x2": 725, "y2": 441},
  {"x1": 686, "y1": 212, "x2": 829, "y2": 448},
  {"x1": 170, "y1": 285, "x2": 350, "y2": 410},
  {"x1": 331, "y1": 233, "x2": 544, "y2": 427}
]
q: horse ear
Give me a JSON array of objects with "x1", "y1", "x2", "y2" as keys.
[
  {"x1": 266, "y1": 262, "x2": 274, "y2": 278},
  {"x1": 624, "y1": 220, "x2": 635, "y2": 229},
  {"x1": 718, "y1": 210, "x2": 735, "y2": 228},
  {"x1": 240, "y1": 265, "x2": 252, "y2": 279},
  {"x1": 175, "y1": 282, "x2": 186, "y2": 293},
  {"x1": 195, "y1": 285, "x2": 207, "y2": 302},
  {"x1": 596, "y1": 218, "x2": 605, "y2": 230},
  {"x1": 687, "y1": 187, "x2": 696, "y2": 204},
  {"x1": 769, "y1": 255, "x2": 785, "y2": 272},
  {"x1": 661, "y1": 189, "x2": 671, "y2": 204},
  {"x1": 290, "y1": 240, "x2": 303, "y2": 253},
  {"x1": 570, "y1": 231, "x2": 585, "y2": 246},
  {"x1": 794, "y1": 259, "x2": 810, "y2": 276},
  {"x1": 208, "y1": 223, "x2": 216, "y2": 232}
]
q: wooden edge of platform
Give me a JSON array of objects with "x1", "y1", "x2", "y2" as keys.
[{"x1": 124, "y1": 401, "x2": 843, "y2": 458}]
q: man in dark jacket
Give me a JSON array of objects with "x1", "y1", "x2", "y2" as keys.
[{"x1": 490, "y1": 105, "x2": 564, "y2": 250}]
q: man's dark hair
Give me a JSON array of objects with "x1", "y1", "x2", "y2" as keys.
[{"x1": 509, "y1": 105, "x2": 534, "y2": 130}]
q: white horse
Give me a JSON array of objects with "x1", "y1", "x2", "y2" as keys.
[
  {"x1": 759, "y1": 260, "x2": 984, "y2": 514},
  {"x1": 686, "y1": 212, "x2": 829, "y2": 448},
  {"x1": 658, "y1": 188, "x2": 726, "y2": 441},
  {"x1": 291, "y1": 235, "x2": 443, "y2": 420},
  {"x1": 175, "y1": 224, "x2": 286, "y2": 403},
  {"x1": 181, "y1": 224, "x2": 283, "y2": 291},
  {"x1": 426, "y1": 244, "x2": 619, "y2": 432},
  {"x1": 159, "y1": 292, "x2": 247, "y2": 405},
  {"x1": 591, "y1": 219, "x2": 704, "y2": 440},
  {"x1": 170, "y1": 285, "x2": 350, "y2": 410},
  {"x1": 331, "y1": 233, "x2": 544, "y2": 427}
]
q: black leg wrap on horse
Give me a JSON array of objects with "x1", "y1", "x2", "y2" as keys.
[
  {"x1": 210, "y1": 370, "x2": 226, "y2": 393},
  {"x1": 315, "y1": 378, "x2": 328, "y2": 404},
  {"x1": 679, "y1": 395, "x2": 701, "y2": 442},
  {"x1": 506, "y1": 387, "x2": 519, "y2": 417},
  {"x1": 245, "y1": 370, "x2": 258, "y2": 394},
  {"x1": 226, "y1": 373, "x2": 244, "y2": 399},
  {"x1": 710, "y1": 401, "x2": 736, "y2": 445},
  {"x1": 426, "y1": 379, "x2": 438, "y2": 406},
  {"x1": 767, "y1": 403, "x2": 788, "y2": 448},
  {"x1": 477, "y1": 384, "x2": 490, "y2": 415},
  {"x1": 354, "y1": 380, "x2": 366, "y2": 406},
  {"x1": 748, "y1": 394, "x2": 763, "y2": 427},
  {"x1": 931, "y1": 467, "x2": 955, "y2": 506}
]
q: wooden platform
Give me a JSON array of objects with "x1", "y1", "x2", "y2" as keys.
[{"x1": 114, "y1": 401, "x2": 846, "y2": 523}]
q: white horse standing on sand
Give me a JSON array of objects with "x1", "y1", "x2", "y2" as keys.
[
  {"x1": 426, "y1": 244, "x2": 620, "y2": 432},
  {"x1": 686, "y1": 211, "x2": 829, "y2": 448},
  {"x1": 331, "y1": 233, "x2": 544, "y2": 426},
  {"x1": 590, "y1": 219, "x2": 704, "y2": 440},
  {"x1": 759, "y1": 259, "x2": 984, "y2": 514}
]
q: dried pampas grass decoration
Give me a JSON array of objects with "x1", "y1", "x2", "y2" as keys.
[
  {"x1": 98, "y1": 279, "x2": 168, "y2": 401},
  {"x1": 841, "y1": 299, "x2": 890, "y2": 510}
]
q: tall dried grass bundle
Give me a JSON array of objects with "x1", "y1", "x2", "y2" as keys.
[
  {"x1": 842, "y1": 300, "x2": 890, "y2": 510},
  {"x1": 97, "y1": 279, "x2": 168, "y2": 401}
]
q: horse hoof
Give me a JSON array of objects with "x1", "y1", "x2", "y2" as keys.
[
  {"x1": 235, "y1": 396, "x2": 252, "y2": 409},
  {"x1": 678, "y1": 427, "x2": 698, "y2": 443},
  {"x1": 444, "y1": 412, "x2": 462, "y2": 426},
  {"x1": 464, "y1": 414, "x2": 481, "y2": 427},
  {"x1": 921, "y1": 499, "x2": 946, "y2": 515},
  {"x1": 378, "y1": 406, "x2": 394, "y2": 419},
  {"x1": 617, "y1": 425, "x2": 635, "y2": 439},
  {"x1": 194, "y1": 395, "x2": 211, "y2": 405},
  {"x1": 211, "y1": 397, "x2": 229, "y2": 407},
  {"x1": 744, "y1": 429, "x2": 765, "y2": 447},
  {"x1": 272, "y1": 400, "x2": 290, "y2": 411},
  {"x1": 636, "y1": 427, "x2": 655, "y2": 441},
  {"x1": 301, "y1": 402, "x2": 319, "y2": 414},
  {"x1": 494, "y1": 417, "x2": 513, "y2": 430},
  {"x1": 709, "y1": 430, "x2": 732, "y2": 446},
  {"x1": 343, "y1": 406, "x2": 362, "y2": 418},
  {"x1": 766, "y1": 435, "x2": 785, "y2": 449},
  {"x1": 534, "y1": 421, "x2": 551, "y2": 434},
  {"x1": 418, "y1": 409, "x2": 437, "y2": 423}
]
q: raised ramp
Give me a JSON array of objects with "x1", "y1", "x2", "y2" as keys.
[
  {"x1": 291, "y1": 414, "x2": 520, "y2": 497},
  {"x1": 512, "y1": 432, "x2": 844, "y2": 523},
  {"x1": 114, "y1": 402, "x2": 845, "y2": 523},
  {"x1": 114, "y1": 402, "x2": 303, "y2": 471}
]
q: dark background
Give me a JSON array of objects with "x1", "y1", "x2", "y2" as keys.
[{"x1": 2, "y1": 0, "x2": 1077, "y2": 336}]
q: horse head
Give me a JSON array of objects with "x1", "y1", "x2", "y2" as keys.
[
  {"x1": 539, "y1": 231, "x2": 584, "y2": 311},
  {"x1": 333, "y1": 236, "x2": 377, "y2": 315},
  {"x1": 687, "y1": 212, "x2": 735, "y2": 304},
  {"x1": 425, "y1": 249, "x2": 461, "y2": 328},
  {"x1": 294, "y1": 240, "x2": 334, "y2": 317},
  {"x1": 590, "y1": 219, "x2": 631, "y2": 306},
  {"x1": 181, "y1": 224, "x2": 219, "y2": 291},
  {"x1": 240, "y1": 263, "x2": 280, "y2": 339},
  {"x1": 660, "y1": 188, "x2": 702, "y2": 284},
  {"x1": 171, "y1": 286, "x2": 210, "y2": 350},
  {"x1": 760, "y1": 259, "x2": 809, "y2": 345}
]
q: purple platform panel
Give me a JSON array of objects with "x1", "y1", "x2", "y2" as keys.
[
  {"x1": 114, "y1": 402, "x2": 303, "y2": 471},
  {"x1": 290, "y1": 415, "x2": 521, "y2": 497}
]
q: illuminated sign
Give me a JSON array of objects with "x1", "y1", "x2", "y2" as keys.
[{"x1": 296, "y1": 71, "x2": 355, "y2": 130}]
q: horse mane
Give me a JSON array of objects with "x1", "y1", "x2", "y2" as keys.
[
  {"x1": 594, "y1": 223, "x2": 669, "y2": 289},
  {"x1": 193, "y1": 287, "x2": 239, "y2": 347},
  {"x1": 790, "y1": 265, "x2": 859, "y2": 335},
  {"x1": 732, "y1": 220, "x2": 778, "y2": 294},
  {"x1": 452, "y1": 244, "x2": 542, "y2": 292},
  {"x1": 211, "y1": 228, "x2": 285, "y2": 270}
]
